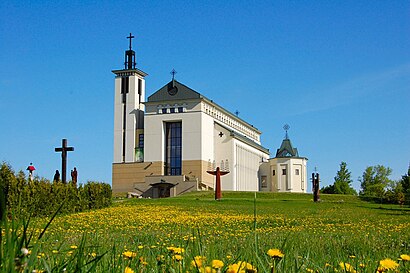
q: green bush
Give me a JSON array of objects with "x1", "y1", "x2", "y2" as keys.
[{"x1": 0, "y1": 162, "x2": 112, "y2": 217}]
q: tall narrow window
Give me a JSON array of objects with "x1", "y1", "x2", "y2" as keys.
[
  {"x1": 165, "y1": 122, "x2": 182, "y2": 175},
  {"x1": 138, "y1": 79, "x2": 142, "y2": 103}
]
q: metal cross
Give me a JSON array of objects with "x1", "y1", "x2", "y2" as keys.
[
  {"x1": 55, "y1": 139, "x2": 74, "y2": 183},
  {"x1": 235, "y1": 110, "x2": 239, "y2": 116},
  {"x1": 170, "y1": 69, "x2": 177, "y2": 80},
  {"x1": 219, "y1": 132, "x2": 224, "y2": 137},
  {"x1": 283, "y1": 124, "x2": 290, "y2": 139},
  {"x1": 127, "y1": 33, "x2": 135, "y2": 50}
]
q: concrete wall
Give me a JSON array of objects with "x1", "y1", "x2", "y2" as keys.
[{"x1": 112, "y1": 161, "x2": 162, "y2": 193}]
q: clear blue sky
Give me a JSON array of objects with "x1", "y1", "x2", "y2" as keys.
[{"x1": 1, "y1": 1, "x2": 409, "y2": 192}]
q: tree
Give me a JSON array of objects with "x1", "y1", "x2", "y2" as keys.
[
  {"x1": 359, "y1": 165, "x2": 392, "y2": 198},
  {"x1": 399, "y1": 165, "x2": 410, "y2": 204},
  {"x1": 320, "y1": 162, "x2": 356, "y2": 195},
  {"x1": 333, "y1": 162, "x2": 357, "y2": 195}
]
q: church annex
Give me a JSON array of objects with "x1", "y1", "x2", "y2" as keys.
[{"x1": 112, "y1": 35, "x2": 307, "y2": 197}]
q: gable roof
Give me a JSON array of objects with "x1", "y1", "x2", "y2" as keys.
[{"x1": 147, "y1": 80, "x2": 203, "y2": 102}]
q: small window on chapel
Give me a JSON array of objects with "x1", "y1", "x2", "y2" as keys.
[
  {"x1": 178, "y1": 107, "x2": 184, "y2": 113},
  {"x1": 170, "y1": 108, "x2": 175, "y2": 113},
  {"x1": 161, "y1": 108, "x2": 167, "y2": 114},
  {"x1": 272, "y1": 170, "x2": 276, "y2": 176},
  {"x1": 295, "y1": 169, "x2": 300, "y2": 175},
  {"x1": 282, "y1": 169, "x2": 287, "y2": 175}
]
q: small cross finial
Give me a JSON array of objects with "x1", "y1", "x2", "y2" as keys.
[
  {"x1": 127, "y1": 33, "x2": 135, "y2": 50},
  {"x1": 283, "y1": 124, "x2": 290, "y2": 139},
  {"x1": 235, "y1": 110, "x2": 240, "y2": 116},
  {"x1": 170, "y1": 69, "x2": 177, "y2": 80}
]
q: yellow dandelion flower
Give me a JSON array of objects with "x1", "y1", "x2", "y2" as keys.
[
  {"x1": 339, "y1": 262, "x2": 356, "y2": 273},
  {"x1": 173, "y1": 254, "x2": 183, "y2": 261},
  {"x1": 226, "y1": 264, "x2": 239, "y2": 273},
  {"x1": 52, "y1": 250, "x2": 59, "y2": 254},
  {"x1": 267, "y1": 249, "x2": 284, "y2": 259},
  {"x1": 378, "y1": 258, "x2": 399, "y2": 271},
  {"x1": 138, "y1": 245, "x2": 143, "y2": 249},
  {"x1": 124, "y1": 266, "x2": 134, "y2": 273},
  {"x1": 122, "y1": 251, "x2": 137, "y2": 259},
  {"x1": 70, "y1": 245, "x2": 77, "y2": 249},
  {"x1": 211, "y1": 259, "x2": 224, "y2": 269},
  {"x1": 400, "y1": 254, "x2": 410, "y2": 261},
  {"x1": 191, "y1": 256, "x2": 206, "y2": 267}
]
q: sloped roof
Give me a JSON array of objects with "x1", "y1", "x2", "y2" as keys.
[
  {"x1": 275, "y1": 138, "x2": 299, "y2": 158},
  {"x1": 147, "y1": 80, "x2": 203, "y2": 102}
]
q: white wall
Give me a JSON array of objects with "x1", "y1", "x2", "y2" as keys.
[{"x1": 270, "y1": 157, "x2": 308, "y2": 193}]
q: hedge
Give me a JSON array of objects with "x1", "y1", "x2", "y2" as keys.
[{"x1": 0, "y1": 162, "x2": 112, "y2": 217}]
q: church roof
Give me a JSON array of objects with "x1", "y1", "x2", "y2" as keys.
[
  {"x1": 147, "y1": 80, "x2": 262, "y2": 134},
  {"x1": 147, "y1": 80, "x2": 203, "y2": 102},
  {"x1": 275, "y1": 137, "x2": 299, "y2": 158}
]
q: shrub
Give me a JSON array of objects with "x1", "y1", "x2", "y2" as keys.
[{"x1": 0, "y1": 162, "x2": 112, "y2": 217}]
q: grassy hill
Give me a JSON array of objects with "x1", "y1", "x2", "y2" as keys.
[{"x1": 6, "y1": 192, "x2": 410, "y2": 272}]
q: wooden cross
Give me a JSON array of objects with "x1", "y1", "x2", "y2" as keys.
[
  {"x1": 127, "y1": 33, "x2": 135, "y2": 50},
  {"x1": 55, "y1": 139, "x2": 74, "y2": 183}
]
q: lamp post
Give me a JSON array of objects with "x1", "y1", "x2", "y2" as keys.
[{"x1": 207, "y1": 160, "x2": 230, "y2": 200}]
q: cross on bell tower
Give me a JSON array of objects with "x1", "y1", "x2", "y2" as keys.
[{"x1": 125, "y1": 33, "x2": 136, "y2": 69}]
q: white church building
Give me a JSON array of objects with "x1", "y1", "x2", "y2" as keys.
[{"x1": 112, "y1": 35, "x2": 307, "y2": 197}]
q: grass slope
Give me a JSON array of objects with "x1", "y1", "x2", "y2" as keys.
[{"x1": 5, "y1": 192, "x2": 410, "y2": 272}]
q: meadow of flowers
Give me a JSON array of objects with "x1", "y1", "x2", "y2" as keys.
[{"x1": 2, "y1": 192, "x2": 410, "y2": 272}]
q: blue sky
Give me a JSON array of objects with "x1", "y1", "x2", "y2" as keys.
[{"x1": 1, "y1": 1, "x2": 409, "y2": 191}]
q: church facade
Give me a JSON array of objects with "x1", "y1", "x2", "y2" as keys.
[{"x1": 112, "y1": 37, "x2": 307, "y2": 197}]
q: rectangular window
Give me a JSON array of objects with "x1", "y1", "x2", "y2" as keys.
[
  {"x1": 178, "y1": 107, "x2": 184, "y2": 113},
  {"x1": 170, "y1": 108, "x2": 175, "y2": 113},
  {"x1": 165, "y1": 122, "x2": 182, "y2": 176},
  {"x1": 295, "y1": 169, "x2": 300, "y2": 175},
  {"x1": 161, "y1": 108, "x2": 167, "y2": 114},
  {"x1": 261, "y1": 176, "x2": 267, "y2": 188},
  {"x1": 272, "y1": 170, "x2": 276, "y2": 176},
  {"x1": 282, "y1": 169, "x2": 287, "y2": 175},
  {"x1": 138, "y1": 79, "x2": 142, "y2": 103}
]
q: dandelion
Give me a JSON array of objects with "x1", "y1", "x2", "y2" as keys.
[
  {"x1": 339, "y1": 262, "x2": 356, "y2": 273},
  {"x1": 124, "y1": 266, "x2": 134, "y2": 273},
  {"x1": 211, "y1": 259, "x2": 224, "y2": 269},
  {"x1": 173, "y1": 254, "x2": 183, "y2": 261},
  {"x1": 267, "y1": 249, "x2": 284, "y2": 259},
  {"x1": 122, "y1": 251, "x2": 137, "y2": 259},
  {"x1": 21, "y1": 248, "x2": 29, "y2": 256},
  {"x1": 70, "y1": 245, "x2": 77, "y2": 249},
  {"x1": 400, "y1": 254, "x2": 410, "y2": 262},
  {"x1": 191, "y1": 256, "x2": 206, "y2": 268},
  {"x1": 377, "y1": 258, "x2": 399, "y2": 272}
]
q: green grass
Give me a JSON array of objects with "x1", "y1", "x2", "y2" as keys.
[{"x1": 2, "y1": 192, "x2": 410, "y2": 272}]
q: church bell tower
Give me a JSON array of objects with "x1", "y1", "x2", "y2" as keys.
[{"x1": 112, "y1": 33, "x2": 147, "y2": 163}]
